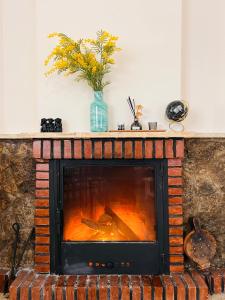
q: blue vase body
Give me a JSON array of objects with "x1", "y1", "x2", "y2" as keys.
[{"x1": 90, "y1": 91, "x2": 108, "y2": 132}]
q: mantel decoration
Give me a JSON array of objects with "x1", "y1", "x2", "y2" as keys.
[
  {"x1": 166, "y1": 100, "x2": 188, "y2": 132},
  {"x1": 127, "y1": 97, "x2": 143, "y2": 130},
  {"x1": 45, "y1": 30, "x2": 121, "y2": 132}
]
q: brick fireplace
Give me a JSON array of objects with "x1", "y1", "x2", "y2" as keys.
[{"x1": 33, "y1": 137, "x2": 184, "y2": 275}]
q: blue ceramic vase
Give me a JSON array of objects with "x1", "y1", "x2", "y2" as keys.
[{"x1": 90, "y1": 91, "x2": 108, "y2": 132}]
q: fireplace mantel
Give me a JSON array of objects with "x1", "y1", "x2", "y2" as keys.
[{"x1": 1, "y1": 131, "x2": 225, "y2": 139}]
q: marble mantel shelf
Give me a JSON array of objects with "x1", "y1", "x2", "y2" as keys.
[{"x1": 0, "y1": 131, "x2": 225, "y2": 139}]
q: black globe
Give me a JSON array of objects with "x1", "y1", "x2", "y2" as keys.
[{"x1": 166, "y1": 101, "x2": 188, "y2": 122}]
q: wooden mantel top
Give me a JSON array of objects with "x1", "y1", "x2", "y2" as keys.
[{"x1": 0, "y1": 131, "x2": 225, "y2": 139}]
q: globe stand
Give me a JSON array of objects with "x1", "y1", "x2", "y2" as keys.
[{"x1": 169, "y1": 121, "x2": 184, "y2": 132}]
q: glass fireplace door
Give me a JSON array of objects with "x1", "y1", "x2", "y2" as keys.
[{"x1": 50, "y1": 160, "x2": 169, "y2": 275}]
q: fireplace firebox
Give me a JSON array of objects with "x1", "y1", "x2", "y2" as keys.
[{"x1": 50, "y1": 159, "x2": 169, "y2": 274}]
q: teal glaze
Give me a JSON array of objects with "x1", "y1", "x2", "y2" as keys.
[{"x1": 90, "y1": 91, "x2": 108, "y2": 132}]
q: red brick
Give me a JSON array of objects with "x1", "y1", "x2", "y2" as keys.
[
  {"x1": 36, "y1": 172, "x2": 49, "y2": 180},
  {"x1": 154, "y1": 140, "x2": 164, "y2": 158},
  {"x1": 9, "y1": 271, "x2": 30, "y2": 300},
  {"x1": 183, "y1": 273, "x2": 197, "y2": 300},
  {"x1": 176, "y1": 140, "x2": 184, "y2": 158},
  {"x1": 131, "y1": 275, "x2": 141, "y2": 299},
  {"x1": 36, "y1": 163, "x2": 49, "y2": 171},
  {"x1": 168, "y1": 158, "x2": 182, "y2": 166},
  {"x1": 88, "y1": 275, "x2": 97, "y2": 299},
  {"x1": 161, "y1": 275, "x2": 174, "y2": 300},
  {"x1": 53, "y1": 140, "x2": 61, "y2": 159},
  {"x1": 134, "y1": 140, "x2": 143, "y2": 159},
  {"x1": 35, "y1": 236, "x2": 50, "y2": 244},
  {"x1": 31, "y1": 274, "x2": 47, "y2": 298},
  {"x1": 121, "y1": 275, "x2": 130, "y2": 300},
  {"x1": 64, "y1": 140, "x2": 72, "y2": 159},
  {"x1": 94, "y1": 141, "x2": 103, "y2": 159},
  {"x1": 110, "y1": 275, "x2": 119, "y2": 300},
  {"x1": 35, "y1": 245, "x2": 50, "y2": 254},
  {"x1": 36, "y1": 180, "x2": 49, "y2": 188},
  {"x1": 169, "y1": 217, "x2": 183, "y2": 226},
  {"x1": 168, "y1": 205, "x2": 183, "y2": 215},
  {"x1": 145, "y1": 140, "x2": 153, "y2": 158},
  {"x1": 99, "y1": 276, "x2": 108, "y2": 300},
  {"x1": 35, "y1": 265, "x2": 50, "y2": 273},
  {"x1": 66, "y1": 275, "x2": 77, "y2": 300},
  {"x1": 35, "y1": 218, "x2": 50, "y2": 226},
  {"x1": 169, "y1": 236, "x2": 183, "y2": 245},
  {"x1": 35, "y1": 159, "x2": 46, "y2": 163},
  {"x1": 191, "y1": 271, "x2": 209, "y2": 300},
  {"x1": 169, "y1": 246, "x2": 184, "y2": 255},
  {"x1": 19, "y1": 271, "x2": 36, "y2": 300},
  {"x1": 169, "y1": 226, "x2": 183, "y2": 235},
  {"x1": 74, "y1": 140, "x2": 82, "y2": 159},
  {"x1": 168, "y1": 197, "x2": 183, "y2": 205},
  {"x1": 212, "y1": 271, "x2": 222, "y2": 294},
  {"x1": 77, "y1": 275, "x2": 87, "y2": 300},
  {"x1": 84, "y1": 140, "x2": 92, "y2": 159},
  {"x1": 124, "y1": 141, "x2": 133, "y2": 159},
  {"x1": 168, "y1": 187, "x2": 183, "y2": 196},
  {"x1": 55, "y1": 275, "x2": 65, "y2": 300},
  {"x1": 169, "y1": 255, "x2": 184, "y2": 264},
  {"x1": 43, "y1": 275, "x2": 57, "y2": 300},
  {"x1": 104, "y1": 141, "x2": 112, "y2": 159},
  {"x1": 152, "y1": 276, "x2": 163, "y2": 299},
  {"x1": 170, "y1": 265, "x2": 184, "y2": 273},
  {"x1": 168, "y1": 167, "x2": 182, "y2": 177},
  {"x1": 35, "y1": 226, "x2": 50, "y2": 235},
  {"x1": 35, "y1": 255, "x2": 50, "y2": 264},
  {"x1": 165, "y1": 139, "x2": 174, "y2": 158},
  {"x1": 36, "y1": 189, "x2": 49, "y2": 198},
  {"x1": 0, "y1": 269, "x2": 9, "y2": 293},
  {"x1": 43, "y1": 140, "x2": 51, "y2": 159},
  {"x1": 141, "y1": 276, "x2": 152, "y2": 300},
  {"x1": 168, "y1": 177, "x2": 183, "y2": 186},
  {"x1": 173, "y1": 275, "x2": 186, "y2": 300},
  {"x1": 33, "y1": 140, "x2": 41, "y2": 159},
  {"x1": 35, "y1": 208, "x2": 49, "y2": 217},
  {"x1": 114, "y1": 140, "x2": 123, "y2": 159},
  {"x1": 35, "y1": 199, "x2": 49, "y2": 207}
]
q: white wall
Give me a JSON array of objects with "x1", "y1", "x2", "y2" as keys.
[
  {"x1": 1, "y1": 0, "x2": 37, "y2": 132},
  {"x1": 0, "y1": 0, "x2": 225, "y2": 133},
  {"x1": 182, "y1": 0, "x2": 225, "y2": 132}
]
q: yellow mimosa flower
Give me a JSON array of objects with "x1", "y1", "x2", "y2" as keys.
[{"x1": 44, "y1": 30, "x2": 121, "y2": 91}]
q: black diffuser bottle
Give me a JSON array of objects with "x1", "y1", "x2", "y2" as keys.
[{"x1": 131, "y1": 117, "x2": 142, "y2": 130}]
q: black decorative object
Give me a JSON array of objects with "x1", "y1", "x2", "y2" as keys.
[
  {"x1": 41, "y1": 118, "x2": 62, "y2": 132},
  {"x1": 118, "y1": 124, "x2": 125, "y2": 130},
  {"x1": 127, "y1": 97, "x2": 143, "y2": 130},
  {"x1": 166, "y1": 100, "x2": 188, "y2": 132},
  {"x1": 131, "y1": 118, "x2": 142, "y2": 130},
  {"x1": 166, "y1": 101, "x2": 188, "y2": 122}
]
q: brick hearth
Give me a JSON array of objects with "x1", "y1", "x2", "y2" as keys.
[{"x1": 9, "y1": 269, "x2": 225, "y2": 300}]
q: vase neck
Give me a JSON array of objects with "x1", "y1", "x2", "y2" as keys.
[{"x1": 94, "y1": 91, "x2": 103, "y2": 101}]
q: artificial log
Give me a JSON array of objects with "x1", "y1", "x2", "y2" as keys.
[
  {"x1": 105, "y1": 206, "x2": 140, "y2": 240},
  {"x1": 81, "y1": 207, "x2": 140, "y2": 241}
]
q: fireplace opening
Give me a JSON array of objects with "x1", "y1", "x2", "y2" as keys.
[
  {"x1": 50, "y1": 160, "x2": 169, "y2": 275},
  {"x1": 63, "y1": 165, "x2": 156, "y2": 242}
]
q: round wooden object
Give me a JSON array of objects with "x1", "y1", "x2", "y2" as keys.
[{"x1": 184, "y1": 219, "x2": 217, "y2": 269}]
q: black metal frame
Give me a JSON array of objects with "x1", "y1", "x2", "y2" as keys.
[{"x1": 50, "y1": 159, "x2": 169, "y2": 275}]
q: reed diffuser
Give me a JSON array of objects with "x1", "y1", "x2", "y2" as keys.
[{"x1": 127, "y1": 97, "x2": 143, "y2": 130}]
